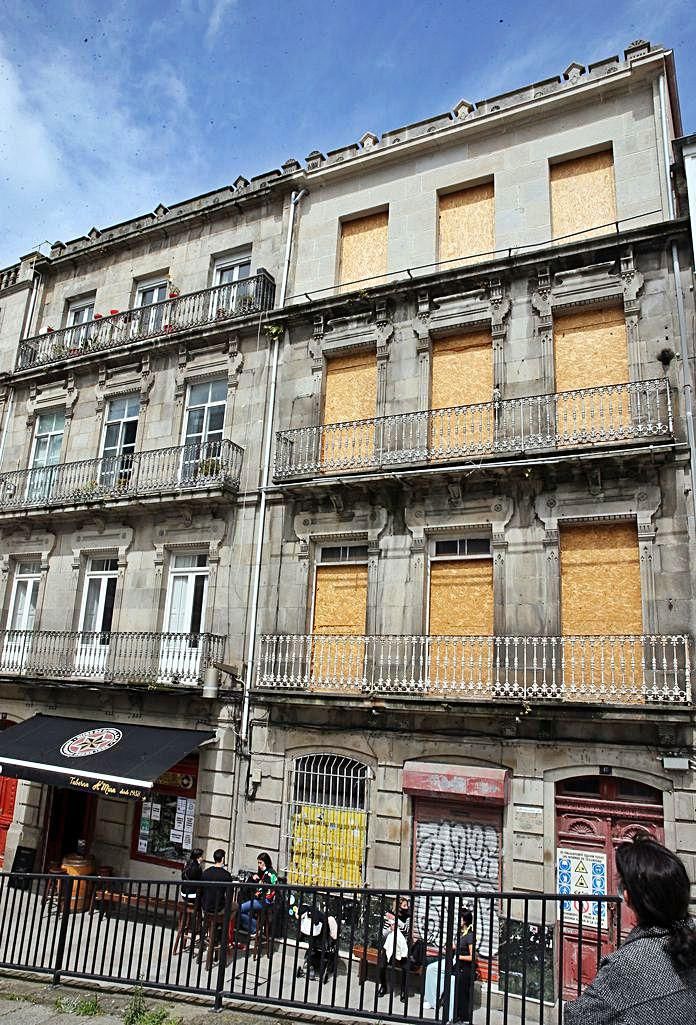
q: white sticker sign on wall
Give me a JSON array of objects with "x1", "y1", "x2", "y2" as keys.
[{"x1": 557, "y1": 847, "x2": 607, "y2": 927}]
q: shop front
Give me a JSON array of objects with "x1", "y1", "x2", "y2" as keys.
[{"x1": 0, "y1": 714, "x2": 214, "y2": 877}]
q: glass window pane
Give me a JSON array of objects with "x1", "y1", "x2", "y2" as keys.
[
  {"x1": 188, "y1": 383, "x2": 210, "y2": 406},
  {"x1": 206, "y1": 406, "x2": 225, "y2": 434},
  {"x1": 236, "y1": 261, "x2": 251, "y2": 280},
  {"x1": 17, "y1": 561, "x2": 41, "y2": 576},
  {"x1": 9, "y1": 581, "x2": 27, "y2": 630},
  {"x1": 122, "y1": 420, "x2": 138, "y2": 447},
  {"x1": 210, "y1": 379, "x2": 227, "y2": 403},
  {"x1": 82, "y1": 579, "x2": 102, "y2": 633},
  {"x1": 26, "y1": 581, "x2": 38, "y2": 632},
  {"x1": 125, "y1": 395, "x2": 141, "y2": 418},
  {"x1": 185, "y1": 408, "x2": 205, "y2": 440},
  {"x1": 107, "y1": 397, "x2": 128, "y2": 422},
  {"x1": 467, "y1": 537, "x2": 491, "y2": 556},
  {"x1": 102, "y1": 423, "x2": 120, "y2": 452}
]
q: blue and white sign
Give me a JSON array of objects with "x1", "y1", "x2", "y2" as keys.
[{"x1": 556, "y1": 847, "x2": 607, "y2": 927}]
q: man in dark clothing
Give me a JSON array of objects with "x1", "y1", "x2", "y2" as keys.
[
  {"x1": 198, "y1": 849, "x2": 234, "y2": 967},
  {"x1": 199, "y1": 848, "x2": 233, "y2": 914}
]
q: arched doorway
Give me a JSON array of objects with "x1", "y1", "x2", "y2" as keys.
[
  {"x1": 0, "y1": 719, "x2": 18, "y2": 866},
  {"x1": 555, "y1": 774, "x2": 664, "y2": 995}
]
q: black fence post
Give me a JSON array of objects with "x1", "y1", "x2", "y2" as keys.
[
  {"x1": 52, "y1": 876, "x2": 74, "y2": 987},
  {"x1": 213, "y1": 883, "x2": 234, "y2": 1012},
  {"x1": 441, "y1": 893, "x2": 456, "y2": 1023}
]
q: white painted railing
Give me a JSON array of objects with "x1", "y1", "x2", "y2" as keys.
[
  {"x1": 274, "y1": 380, "x2": 672, "y2": 479},
  {"x1": 0, "y1": 630, "x2": 226, "y2": 687},
  {"x1": 256, "y1": 633, "x2": 691, "y2": 704}
]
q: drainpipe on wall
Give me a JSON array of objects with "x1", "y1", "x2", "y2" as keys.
[
  {"x1": 658, "y1": 71, "x2": 696, "y2": 538},
  {"x1": 240, "y1": 188, "x2": 308, "y2": 745}
]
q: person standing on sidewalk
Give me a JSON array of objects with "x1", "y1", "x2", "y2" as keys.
[{"x1": 564, "y1": 834, "x2": 696, "y2": 1024}]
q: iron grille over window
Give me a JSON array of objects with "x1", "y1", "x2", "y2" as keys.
[{"x1": 286, "y1": 754, "x2": 370, "y2": 888}]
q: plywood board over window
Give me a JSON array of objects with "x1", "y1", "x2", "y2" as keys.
[
  {"x1": 553, "y1": 306, "x2": 630, "y2": 442},
  {"x1": 428, "y1": 559, "x2": 494, "y2": 694},
  {"x1": 438, "y1": 183, "x2": 495, "y2": 265},
  {"x1": 430, "y1": 332, "x2": 494, "y2": 458},
  {"x1": 560, "y1": 522, "x2": 644, "y2": 702},
  {"x1": 311, "y1": 564, "x2": 368, "y2": 692},
  {"x1": 550, "y1": 151, "x2": 617, "y2": 242},
  {"x1": 321, "y1": 351, "x2": 377, "y2": 469},
  {"x1": 339, "y1": 211, "x2": 388, "y2": 287}
]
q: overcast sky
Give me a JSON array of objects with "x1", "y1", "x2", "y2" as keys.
[{"x1": 0, "y1": 0, "x2": 693, "y2": 268}]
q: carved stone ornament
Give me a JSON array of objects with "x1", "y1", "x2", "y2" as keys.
[
  {"x1": 534, "y1": 484, "x2": 660, "y2": 534},
  {"x1": 69, "y1": 523, "x2": 135, "y2": 573},
  {"x1": 405, "y1": 494, "x2": 513, "y2": 551},
  {"x1": 292, "y1": 506, "x2": 388, "y2": 552}
]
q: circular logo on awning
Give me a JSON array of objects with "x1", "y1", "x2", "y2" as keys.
[{"x1": 60, "y1": 727, "x2": 123, "y2": 758}]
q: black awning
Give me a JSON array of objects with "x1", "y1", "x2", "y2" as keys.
[{"x1": 0, "y1": 715, "x2": 215, "y2": 801}]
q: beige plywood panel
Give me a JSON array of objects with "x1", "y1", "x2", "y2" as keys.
[
  {"x1": 310, "y1": 564, "x2": 368, "y2": 693},
  {"x1": 339, "y1": 212, "x2": 388, "y2": 286},
  {"x1": 438, "y1": 183, "x2": 495, "y2": 265},
  {"x1": 428, "y1": 559, "x2": 494, "y2": 694},
  {"x1": 560, "y1": 522, "x2": 643, "y2": 703},
  {"x1": 550, "y1": 151, "x2": 617, "y2": 242},
  {"x1": 554, "y1": 306, "x2": 630, "y2": 441},
  {"x1": 430, "y1": 333, "x2": 494, "y2": 456},
  {"x1": 321, "y1": 352, "x2": 377, "y2": 469}
]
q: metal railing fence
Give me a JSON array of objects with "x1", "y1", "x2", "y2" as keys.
[
  {"x1": 0, "y1": 873, "x2": 621, "y2": 1020},
  {"x1": 256, "y1": 633, "x2": 692, "y2": 705},
  {"x1": 17, "y1": 271, "x2": 276, "y2": 370},
  {"x1": 0, "y1": 438, "x2": 243, "y2": 512},
  {"x1": 274, "y1": 379, "x2": 673, "y2": 479},
  {"x1": 0, "y1": 629, "x2": 225, "y2": 687}
]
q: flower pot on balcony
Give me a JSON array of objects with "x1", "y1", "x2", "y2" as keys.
[
  {"x1": 68, "y1": 347, "x2": 80, "y2": 356},
  {"x1": 216, "y1": 307, "x2": 228, "y2": 319},
  {"x1": 198, "y1": 458, "x2": 222, "y2": 477},
  {"x1": 109, "y1": 309, "x2": 119, "y2": 315},
  {"x1": 168, "y1": 289, "x2": 180, "y2": 299},
  {"x1": 46, "y1": 327, "x2": 54, "y2": 334},
  {"x1": 94, "y1": 313, "x2": 103, "y2": 320}
]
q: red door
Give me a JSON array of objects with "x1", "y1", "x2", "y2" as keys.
[
  {"x1": 556, "y1": 776, "x2": 663, "y2": 996},
  {"x1": 0, "y1": 720, "x2": 18, "y2": 866}
]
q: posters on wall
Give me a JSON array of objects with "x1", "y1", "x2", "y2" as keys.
[{"x1": 557, "y1": 847, "x2": 607, "y2": 927}]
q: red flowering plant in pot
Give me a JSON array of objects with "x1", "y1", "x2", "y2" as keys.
[{"x1": 93, "y1": 313, "x2": 103, "y2": 320}]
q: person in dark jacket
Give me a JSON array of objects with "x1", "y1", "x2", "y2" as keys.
[
  {"x1": 564, "y1": 834, "x2": 696, "y2": 1025},
  {"x1": 180, "y1": 848, "x2": 204, "y2": 903},
  {"x1": 199, "y1": 848, "x2": 233, "y2": 916},
  {"x1": 453, "y1": 908, "x2": 475, "y2": 1024}
]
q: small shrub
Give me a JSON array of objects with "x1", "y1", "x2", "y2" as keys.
[
  {"x1": 55, "y1": 994, "x2": 103, "y2": 1015},
  {"x1": 122, "y1": 987, "x2": 181, "y2": 1025}
]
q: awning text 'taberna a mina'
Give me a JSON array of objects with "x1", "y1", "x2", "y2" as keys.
[{"x1": 0, "y1": 715, "x2": 216, "y2": 801}]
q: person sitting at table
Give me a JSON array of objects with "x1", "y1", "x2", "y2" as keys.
[
  {"x1": 173, "y1": 848, "x2": 204, "y2": 955},
  {"x1": 238, "y1": 852, "x2": 277, "y2": 936},
  {"x1": 198, "y1": 849, "x2": 233, "y2": 966}
]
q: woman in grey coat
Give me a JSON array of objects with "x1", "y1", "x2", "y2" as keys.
[{"x1": 564, "y1": 834, "x2": 696, "y2": 1025}]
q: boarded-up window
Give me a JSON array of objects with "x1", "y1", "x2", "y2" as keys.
[
  {"x1": 560, "y1": 522, "x2": 644, "y2": 701},
  {"x1": 339, "y1": 211, "x2": 388, "y2": 287},
  {"x1": 550, "y1": 151, "x2": 617, "y2": 242},
  {"x1": 553, "y1": 306, "x2": 630, "y2": 441},
  {"x1": 428, "y1": 558, "x2": 494, "y2": 693},
  {"x1": 430, "y1": 332, "x2": 494, "y2": 458},
  {"x1": 322, "y1": 351, "x2": 377, "y2": 468},
  {"x1": 438, "y1": 183, "x2": 495, "y2": 264},
  {"x1": 310, "y1": 563, "x2": 368, "y2": 691}
]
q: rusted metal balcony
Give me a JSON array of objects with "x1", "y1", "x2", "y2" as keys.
[
  {"x1": 274, "y1": 379, "x2": 673, "y2": 480},
  {"x1": 0, "y1": 439, "x2": 243, "y2": 516},
  {"x1": 256, "y1": 633, "x2": 691, "y2": 705},
  {"x1": 0, "y1": 629, "x2": 226, "y2": 687},
  {"x1": 16, "y1": 271, "x2": 276, "y2": 370}
]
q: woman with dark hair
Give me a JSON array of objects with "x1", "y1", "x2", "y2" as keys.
[
  {"x1": 453, "y1": 908, "x2": 475, "y2": 1024},
  {"x1": 564, "y1": 834, "x2": 696, "y2": 1024},
  {"x1": 239, "y1": 852, "x2": 278, "y2": 935},
  {"x1": 173, "y1": 848, "x2": 204, "y2": 954}
]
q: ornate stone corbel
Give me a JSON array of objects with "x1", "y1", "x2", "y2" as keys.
[
  {"x1": 620, "y1": 246, "x2": 644, "y2": 379},
  {"x1": 313, "y1": 314, "x2": 325, "y2": 341},
  {"x1": 138, "y1": 354, "x2": 155, "y2": 410},
  {"x1": 25, "y1": 383, "x2": 39, "y2": 429},
  {"x1": 174, "y1": 343, "x2": 188, "y2": 402},
  {"x1": 226, "y1": 335, "x2": 244, "y2": 391},
  {"x1": 488, "y1": 278, "x2": 511, "y2": 392},
  {"x1": 64, "y1": 372, "x2": 79, "y2": 421},
  {"x1": 531, "y1": 266, "x2": 554, "y2": 393}
]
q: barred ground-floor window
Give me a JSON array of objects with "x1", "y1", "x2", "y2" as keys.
[{"x1": 285, "y1": 753, "x2": 371, "y2": 888}]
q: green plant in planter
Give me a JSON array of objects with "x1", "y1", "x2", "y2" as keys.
[
  {"x1": 198, "y1": 457, "x2": 222, "y2": 477},
  {"x1": 51, "y1": 343, "x2": 67, "y2": 359},
  {"x1": 237, "y1": 294, "x2": 255, "y2": 315}
]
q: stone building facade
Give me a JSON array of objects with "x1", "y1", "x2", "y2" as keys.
[{"x1": 0, "y1": 39, "x2": 693, "y2": 970}]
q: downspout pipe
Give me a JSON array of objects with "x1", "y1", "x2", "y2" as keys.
[
  {"x1": 240, "y1": 188, "x2": 307, "y2": 743},
  {"x1": 658, "y1": 71, "x2": 696, "y2": 535}
]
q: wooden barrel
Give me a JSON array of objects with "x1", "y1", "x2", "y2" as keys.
[{"x1": 60, "y1": 854, "x2": 96, "y2": 912}]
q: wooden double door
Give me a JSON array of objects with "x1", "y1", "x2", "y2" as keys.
[{"x1": 556, "y1": 776, "x2": 664, "y2": 995}]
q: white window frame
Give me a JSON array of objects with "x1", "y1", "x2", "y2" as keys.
[
  {"x1": 78, "y1": 557, "x2": 119, "y2": 635},
  {"x1": 66, "y1": 298, "x2": 96, "y2": 352},
  {"x1": 212, "y1": 254, "x2": 252, "y2": 319},
  {"x1": 7, "y1": 562, "x2": 41, "y2": 633},
  {"x1": 162, "y1": 552, "x2": 210, "y2": 638},
  {"x1": 99, "y1": 395, "x2": 140, "y2": 489}
]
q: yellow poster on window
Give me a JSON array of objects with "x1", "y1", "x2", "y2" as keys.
[{"x1": 288, "y1": 804, "x2": 367, "y2": 888}]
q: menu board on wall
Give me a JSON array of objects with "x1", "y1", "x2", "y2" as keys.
[{"x1": 557, "y1": 847, "x2": 607, "y2": 927}]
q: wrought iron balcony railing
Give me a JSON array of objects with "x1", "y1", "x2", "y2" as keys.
[
  {"x1": 274, "y1": 379, "x2": 672, "y2": 479},
  {"x1": 17, "y1": 271, "x2": 276, "y2": 370},
  {"x1": 0, "y1": 439, "x2": 243, "y2": 513},
  {"x1": 0, "y1": 629, "x2": 226, "y2": 687},
  {"x1": 257, "y1": 633, "x2": 691, "y2": 705}
]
